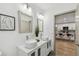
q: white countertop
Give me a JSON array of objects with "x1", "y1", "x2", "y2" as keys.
[{"x1": 18, "y1": 40, "x2": 49, "y2": 54}]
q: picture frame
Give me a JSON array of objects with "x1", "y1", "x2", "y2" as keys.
[{"x1": 0, "y1": 14, "x2": 15, "y2": 31}]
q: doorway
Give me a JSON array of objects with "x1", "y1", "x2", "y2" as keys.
[{"x1": 54, "y1": 10, "x2": 76, "y2": 56}]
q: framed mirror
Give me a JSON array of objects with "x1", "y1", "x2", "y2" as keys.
[
  {"x1": 37, "y1": 13, "x2": 44, "y2": 32},
  {"x1": 18, "y1": 11, "x2": 32, "y2": 33},
  {"x1": 37, "y1": 19, "x2": 43, "y2": 32}
]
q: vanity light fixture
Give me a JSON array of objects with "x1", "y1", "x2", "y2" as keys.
[
  {"x1": 37, "y1": 13, "x2": 44, "y2": 20},
  {"x1": 26, "y1": 3, "x2": 32, "y2": 12},
  {"x1": 23, "y1": 3, "x2": 32, "y2": 13}
]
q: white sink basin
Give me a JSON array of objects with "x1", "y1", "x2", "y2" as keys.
[{"x1": 25, "y1": 40, "x2": 37, "y2": 49}]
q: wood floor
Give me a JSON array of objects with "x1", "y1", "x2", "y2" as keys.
[{"x1": 55, "y1": 39, "x2": 76, "y2": 56}]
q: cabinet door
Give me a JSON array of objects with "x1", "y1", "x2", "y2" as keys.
[
  {"x1": 47, "y1": 40, "x2": 51, "y2": 50},
  {"x1": 45, "y1": 40, "x2": 52, "y2": 55},
  {"x1": 38, "y1": 48, "x2": 41, "y2": 56},
  {"x1": 28, "y1": 50, "x2": 37, "y2": 56},
  {"x1": 31, "y1": 52, "x2": 35, "y2": 56},
  {"x1": 41, "y1": 43, "x2": 47, "y2": 56}
]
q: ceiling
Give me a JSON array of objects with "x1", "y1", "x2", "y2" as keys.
[{"x1": 31, "y1": 3, "x2": 78, "y2": 13}]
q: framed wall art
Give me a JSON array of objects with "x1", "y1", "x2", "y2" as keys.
[{"x1": 0, "y1": 14, "x2": 15, "y2": 31}]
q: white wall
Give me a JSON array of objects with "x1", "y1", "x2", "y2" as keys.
[
  {"x1": 30, "y1": 3, "x2": 44, "y2": 34},
  {"x1": 56, "y1": 23, "x2": 76, "y2": 31},
  {"x1": 43, "y1": 12, "x2": 55, "y2": 51},
  {"x1": 75, "y1": 4, "x2": 79, "y2": 55},
  {"x1": 0, "y1": 3, "x2": 77, "y2": 55},
  {"x1": 0, "y1": 3, "x2": 19, "y2": 56},
  {"x1": 55, "y1": 12, "x2": 75, "y2": 24},
  {"x1": 43, "y1": 5, "x2": 77, "y2": 51},
  {"x1": 75, "y1": 4, "x2": 79, "y2": 45},
  {"x1": 0, "y1": 3, "x2": 43, "y2": 56}
]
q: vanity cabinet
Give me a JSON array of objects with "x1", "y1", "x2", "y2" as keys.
[
  {"x1": 29, "y1": 43, "x2": 47, "y2": 56},
  {"x1": 47, "y1": 40, "x2": 51, "y2": 48},
  {"x1": 17, "y1": 40, "x2": 52, "y2": 56},
  {"x1": 46, "y1": 40, "x2": 52, "y2": 55},
  {"x1": 28, "y1": 49, "x2": 37, "y2": 56},
  {"x1": 31, "y1": 52, "x2": 35, "y2": 56},
  {"x1": 40, "y1": 43, "x2": 47, "y2": 56},
  {"x1": 26, "y1": 44, "x2": 47, "y2": 56},
  {"x1": 38, "y1": 48, "x2": 41, "y2": 56}
]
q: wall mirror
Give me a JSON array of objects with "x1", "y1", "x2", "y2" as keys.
[
  {"x1": 37, "y1": 13, "x2": 44, "y2": 32},
  {"x1": 37, "y1": 19, "x2": 43, "y2": 32},
  {"x1": 18, "y1": 11, "x2": 32, "y2": 33}
]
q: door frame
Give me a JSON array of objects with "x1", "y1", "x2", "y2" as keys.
[{"x1": 54, "y1": 9, "x2": 76, "y2": 55}]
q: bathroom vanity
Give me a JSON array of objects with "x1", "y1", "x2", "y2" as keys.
[{"x1": 17, "y1": 40, "x2": 52, "y2": 56}]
